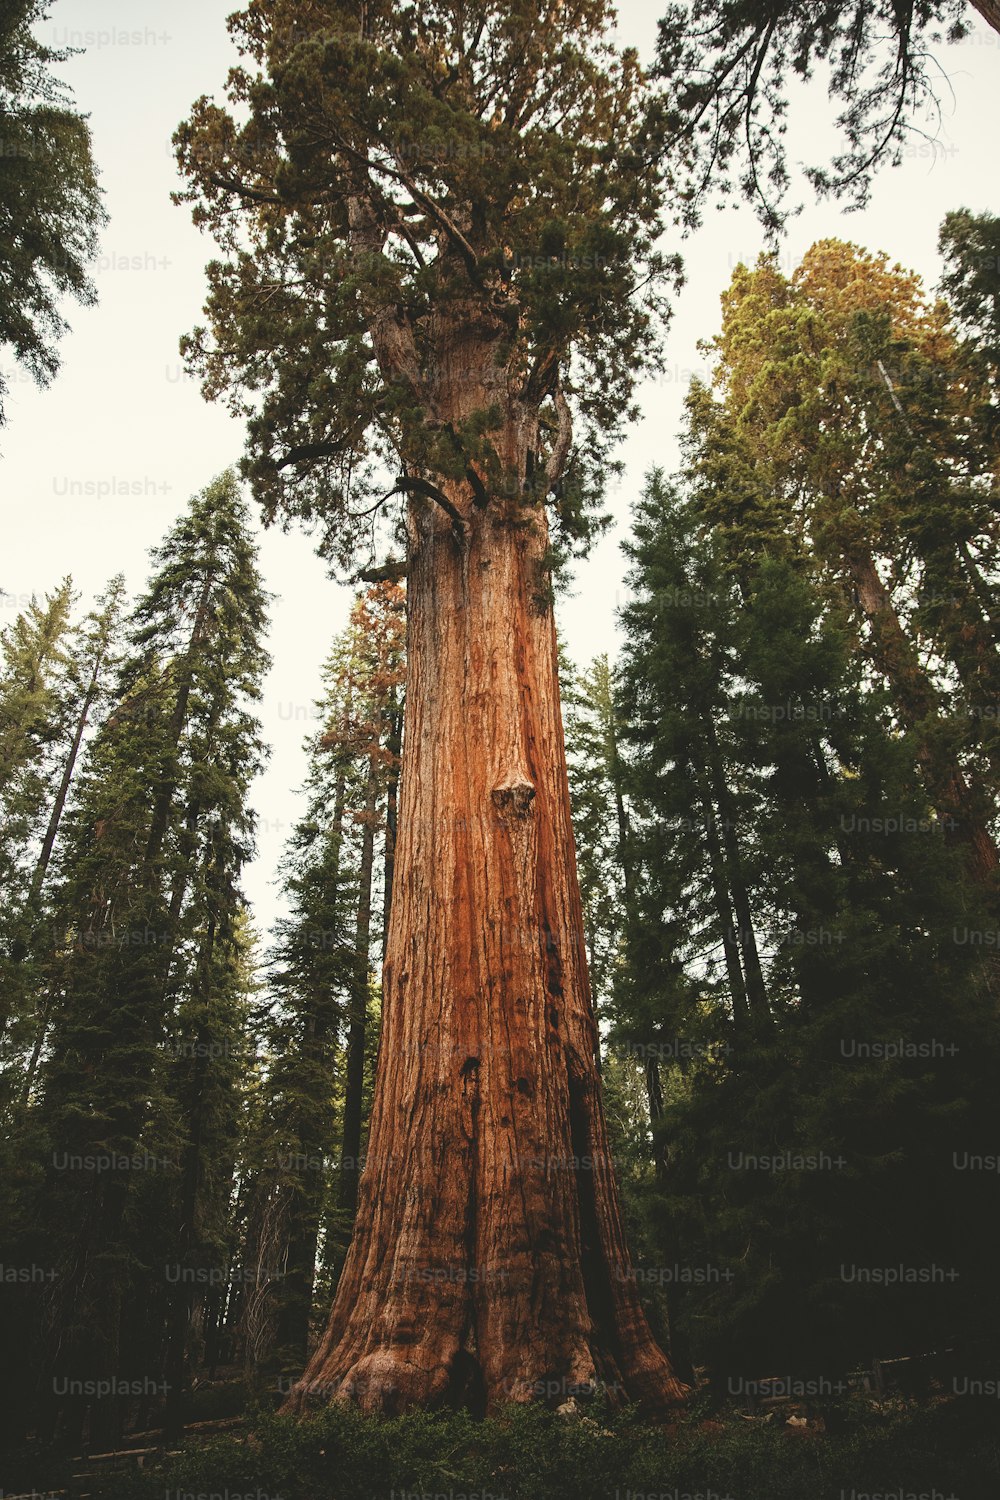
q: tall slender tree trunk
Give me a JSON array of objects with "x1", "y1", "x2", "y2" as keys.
[
  {"x1": 163, "y1": 931, "x2": 216, "y2": 1442},
  {"x1": 704, "y1": 729, "x2": 772, "y2": 1034},
  {"x1": 697, "y1": 770, "x2": 752, "y2": 1035},
  {"x1": 844, "y1": 544, "x2": 999, "y2": 886},
  {"x1": 270, "y1": 744, "x2": 350, "y2": 1368},
  {"x1": 288, "y1": 413, "x2": 686, "y2": 1414},
  {"x1": 28, "y1": 659, "x2": 101, "y2": 908},
  {"x1": 8, "y1": 665, "x2": 104, "y2": 1094},
  {"x1": 3, "y1": 639, "x2": 102, "y2": 1077},
  {"x1": 337, "y1": 757, "x2": 378, "y2": 1218},
  {"x1": 382, "y1": 704, "x2": 402, "y2": 961}
]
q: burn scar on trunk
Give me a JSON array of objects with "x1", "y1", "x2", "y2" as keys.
[{"x1": 491, "y1": 776, "x2": 536, "y2": 818}]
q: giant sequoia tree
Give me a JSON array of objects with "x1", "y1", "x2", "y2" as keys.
[{"x1": 176, "y1": 0, "x2": 685, "y2": 1414}]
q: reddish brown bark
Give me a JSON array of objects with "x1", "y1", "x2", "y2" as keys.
[{"x1": 286, "y1": 395, "x2": 686, "y2": 1415}]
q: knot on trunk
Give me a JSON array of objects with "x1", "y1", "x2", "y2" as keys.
[{"x1": 491, "y1": 777, "x2": 535, "y2": 818}]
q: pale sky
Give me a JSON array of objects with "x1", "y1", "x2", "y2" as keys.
[{"x1": 2, "y1": 0, "x2": 997, "y2": 932}]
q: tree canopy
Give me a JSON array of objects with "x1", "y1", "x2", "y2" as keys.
[
  {"x1": 174, "y1": 0, "x2": 679, "y2": 571},
  {"x1": 0, "y1": 0, "x2": 104, "y2": 423},
  {"x1": 654, "y1": 0, "x2": 988, "y2": 233}
]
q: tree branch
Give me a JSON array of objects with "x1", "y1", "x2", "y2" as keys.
[
  {"x1": 357, "y1": 560, "x2": 409, "y2": 583},
  {"x1": 207, "y1": 171, "x2": 283, "y2": 206},
  {"x1": 346, "y1": 191, "x2": 423, "y2": 389},
  {"x1": 440, "y1": 422, "x2": 490, "y2": 508},
  {"x1": 333, "y1": 135, "x2": 481, "y2": 284},
  {"x1": 465, "y1": 464, "x2": 490, "y2": 509},
  {"x1": 522, "y1": 347, "x2": 560, "y2": 405},
  {"x1": 391, "y1": 475, "x2": 467, "y2": 528},
  {"x1": 544, "y1": 385, "x2": 573, "y2": 495},
  {"x1": 276, "y1": 441, "x2": 342, "y2": 471}
]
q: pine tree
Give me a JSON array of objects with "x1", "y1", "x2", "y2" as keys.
[
  {"x1": 614, "y1": 420, "x2": 1000, "y2": 1383},
  {"x1": 14, "y1": 472, "x2": 269, "y2": 1448},
  {"x1": 335, "y1": 584, "x2": 406, "y2": 1226},
  {"x1": 1, "y1": 576, "x2": 128, "y2": 1116},
  {"x1": 938, "y1": 208, "x2": 1000, "y2": 376},
  {"x1": 0, "y1": 579, "x2": 74, "y2": 845},
  {"x1": 689, "y1": 240, "x2": 1000, "y2": 894},
  {"x1": 160, "y1": 913, "x2": 261, "y2": 1439},
  {"x1": 561, "y1": 651, "x2": 631, "y2": 1028},
  {"x1": 619, "y1": 475, "x2": 773, "y2": 1047},
  {"x1": 0, "y1": 579, "x2": 75, "y2": 1048},
  {"x1": 239, "y1": 583, "x2": 404, "y2": 1382}
]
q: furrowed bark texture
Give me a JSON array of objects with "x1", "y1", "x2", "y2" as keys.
[{"x1": 288, "y1": 390, "x2": 685, "y2": 1417}]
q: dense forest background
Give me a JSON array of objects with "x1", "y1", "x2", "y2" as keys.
[
  {"x1": 4, "y1": 220, "x2": 1000, "y2": 1451},
  {"x1": 5, "y1": 0, "x2": 1000, "y2": 1494}
]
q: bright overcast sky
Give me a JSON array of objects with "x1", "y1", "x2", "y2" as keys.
[{"x1": 2, "y1": 0, "x2": 998, "y2": 932}]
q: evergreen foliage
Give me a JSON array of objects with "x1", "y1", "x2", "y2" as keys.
[
  {"x1": 606, "y1": 238, "x2": 1000, "y2": 1383},
  {"x1": 173, "y1": 0, "x2": 678, "y2": 566},
  {"x1": 654, "y1": 0, "x2": 974, "y2": 232},
  {"x1": 0, "y1": 0, "x2": 105, "y2": 422}
]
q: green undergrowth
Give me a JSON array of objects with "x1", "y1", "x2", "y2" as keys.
[{"x1": 82, "y1": 1396, "x2": 1000, "y2": 1500}]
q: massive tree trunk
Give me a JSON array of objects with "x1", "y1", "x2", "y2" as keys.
[{"x1": 287, "y1": 387, "x2": 686, "y2": 1415}]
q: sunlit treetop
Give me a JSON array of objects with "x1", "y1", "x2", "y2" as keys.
[
  {"x1": 693, "y1": 240, "x2": 961, "y2": 449},
  {"x1": 685, "y1": 237, "x2": 995, "y2": 571},
  {"x1": 174, "y1": 0, "x2": 679, "y2": 573}
]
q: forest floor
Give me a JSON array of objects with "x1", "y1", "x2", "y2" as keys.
[{"x1": 3, "y1": 1388, "x2": 999, "y2": 1500}]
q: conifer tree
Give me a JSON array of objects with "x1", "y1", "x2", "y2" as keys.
[
  {"x1": 939, "y1": 208, "x2": 1000, "y2": 376},
  {"x1": 0, "y1": 580, "x2": 75, "y2": 1052},
  {"x1": 615, "y1": 432, "x2": 1000, "y2": 1381},
  {"x1": 335, "y1": 583, "x2": 405, "y2": 1225},
  {"x1": 0, "y1": 0, "x2": 105, "y2": 423},
  {"x1": 652, "y1": 0, "x2": 988, "y2": 233},
  {"x1": 0, "y1": 576, "x2": 128, "y2": 1113},
  {"x1": 16, "y1": 473, "x2": 269, "y2": 1447},
  {"x1": 688, "y1": 240, "x2": 1000, "y2": 894},
  {"x1": 240, "y1": 583, "x2": 403, "y2": 1380},
  {"x1": 0, "y1": 579, "x2": 74, "y2": 850},
  {"x1": 619, "y1": 476, "x2": 773, "y2": 1045},
  {"x1": 561, "y1": 652, "x2": 631, "y2": 1023},
  {"x1": 176, "y1": 0, "x2": 686, "y2": 1412}
]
